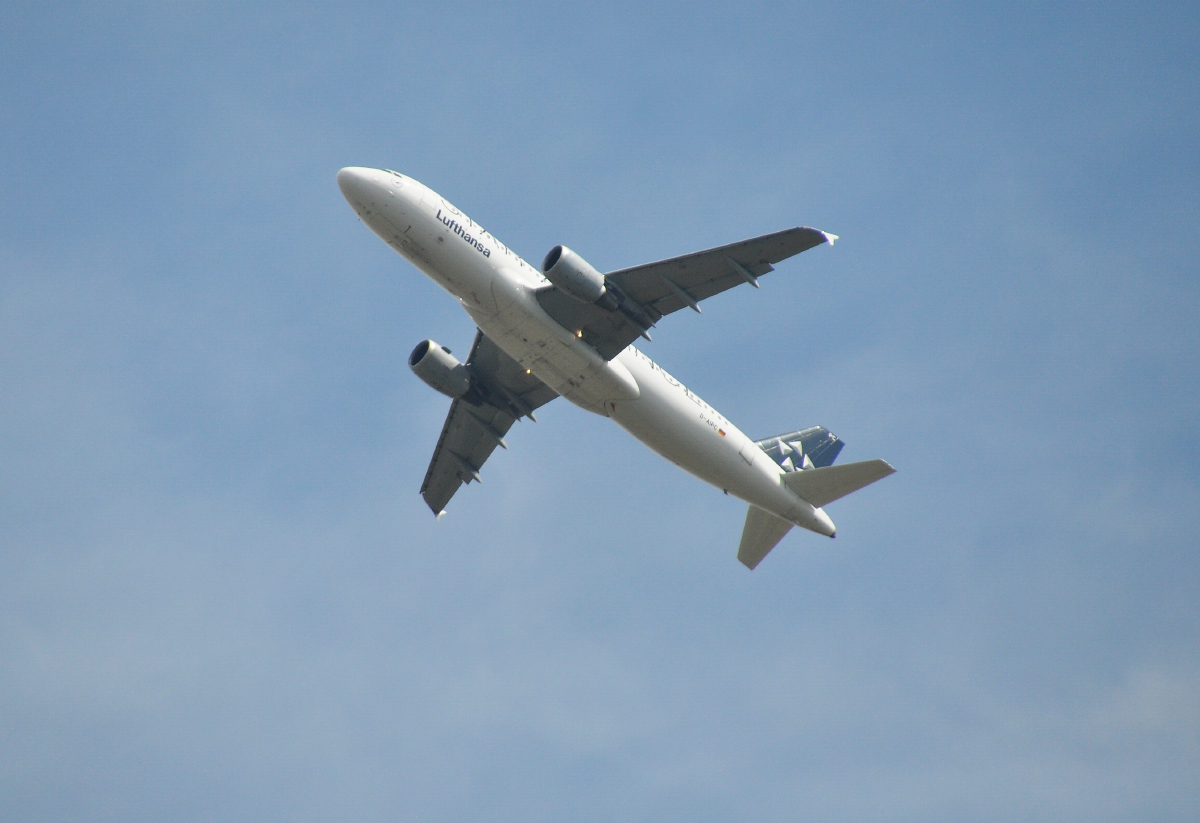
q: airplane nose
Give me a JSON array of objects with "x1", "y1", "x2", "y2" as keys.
[{"x1": 337, "y1": 166, "x2": 374, "y2": 202}]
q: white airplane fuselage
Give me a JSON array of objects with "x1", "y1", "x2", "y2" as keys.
[{"x1": 337, "y1": 167, "x2": 836, "y2": 536}]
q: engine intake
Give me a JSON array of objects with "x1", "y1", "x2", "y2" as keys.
[
  {"x1": 542, "y1": 245, "x2": 619, "y2": 311},
  {"x1": 409, "y1": 339, "x2": 472, "y2": 399}
]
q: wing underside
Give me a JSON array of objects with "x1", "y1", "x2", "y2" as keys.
[
  {"x1": 420, "y1": 330, "x2": 558, "y2": 514},
  {"x1": 536, "y1": 226, "x2": 833, "y2": 359}
]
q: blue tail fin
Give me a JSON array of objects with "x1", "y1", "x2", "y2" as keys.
[{"x1": 754, "y1": 426, "x2": 844, "y2": 472}]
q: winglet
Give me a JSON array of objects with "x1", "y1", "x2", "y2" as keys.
[{"x1": 820, "y1": 231, "x2": 838, "y2": 246}]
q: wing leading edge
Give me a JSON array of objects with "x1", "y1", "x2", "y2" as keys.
[
  {"x1": 536, "y1": 227, "x2": 835, "y2": 359},
  {"x1": 420, "y1": 330, "x2": 558, "y2": 514}
]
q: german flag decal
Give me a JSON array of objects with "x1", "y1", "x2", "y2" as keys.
[{"x1": 718, "y1": 429, "x2": 726, "y2": 437}]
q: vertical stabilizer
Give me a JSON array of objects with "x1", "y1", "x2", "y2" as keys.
[
  {"x1": 755, "y1": 426, "x2": 844, "y2": 472},
  {"x1": 738, "y1": 506, "x2": 794, "y2": 570}
]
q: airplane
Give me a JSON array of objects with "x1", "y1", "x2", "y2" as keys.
[{"x1": 337, "y1": 167, "x2": 894, "y2": 569}]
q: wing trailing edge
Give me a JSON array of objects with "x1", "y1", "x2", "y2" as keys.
[
  {"x1": 536, "y1": 227, "x2": 834, "y2": 360},
  {"x1": 419, "y1": 330, "x2": 558, "y2": 515}
]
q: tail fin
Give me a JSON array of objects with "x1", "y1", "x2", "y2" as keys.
[
  {"x1": 741, "y1": 427, "x2": 894, "y2": 568},
  {"x1": 782, "y1": 459, "x2": 896, "y2": 508},
  {"x1": 756, "y1": 426, "x2": 844, "y2": 471},
  {"x1": 738, "y1": 506, "x2": 794, "y2": 570}
]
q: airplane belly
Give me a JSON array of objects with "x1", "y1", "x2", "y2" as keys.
[
  {"x1": 609, "y1": 352, "x2": 742, "y2": 479},
  {"x1": 609, "y1": 348, "x2": 815, "y2": 526},
  {"x1": 477, "y1": 277, "x2": 640, "y2": 412}
]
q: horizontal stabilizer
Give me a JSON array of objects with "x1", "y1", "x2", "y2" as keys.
[
  {"x1": 782, "y1": 459, "x2": 896, "y2": 509},
  {"x1": 738, "y1": 505, "x2": 794, "y2": 570}
]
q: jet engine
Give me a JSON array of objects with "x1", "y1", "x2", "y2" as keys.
[
  {"x1": 409, "y1": 339, "x2": 472, "y2": 398},
  {"x1": 541, "y1": 245, "x2": 619, "y2": 311}
]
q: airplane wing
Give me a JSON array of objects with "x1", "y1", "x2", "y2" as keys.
[
  {"x1": 420, "y1": 330, "x2": 559, "y2": 514},
  {"x1": 536, "y1": 227, "x2": 834, "y2": 359}
]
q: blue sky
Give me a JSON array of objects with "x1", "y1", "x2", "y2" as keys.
[{"x1": 2, "y1": 2, "x2": 1198, "y2": 821}]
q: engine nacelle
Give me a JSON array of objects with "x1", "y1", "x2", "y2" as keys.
[
  {"x1": 409, "y1": 339, "x2": 471, "y2": 399},
  {"x1": 542, "y1": 245, "x2": 619, "y2": 311}
]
